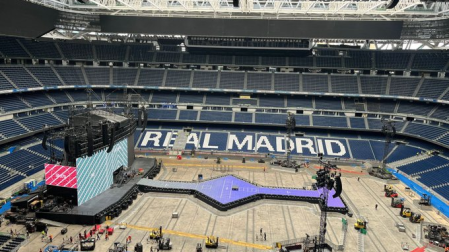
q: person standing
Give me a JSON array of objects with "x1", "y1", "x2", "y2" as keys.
[
  {"x1": 375, "y1": 204, "x2": 378, "y2": 210},
  {"x1": 264, "y1": 232, "x2": 266, "y2": 241},
  {"x1": 260, "y1": 228, "x2": 262, "y2": 236}
]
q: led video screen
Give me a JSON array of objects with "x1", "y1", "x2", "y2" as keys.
[
  {"x1": 76, "y1": 139, "x2": 128, "y2": 205},
  {"x1": 45, "y1": 164, "x2": 78, "y2": 189}
]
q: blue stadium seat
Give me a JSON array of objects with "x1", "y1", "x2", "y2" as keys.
[
  {"x1": 192, "y1": 71, "x2": 218, "y2": 88},
  {"x1": 165, "y1": 70, "x2": 192, "y2": 88},
  {"x1": 137, "y1": 69, "x2": 165, "y2": 87}
]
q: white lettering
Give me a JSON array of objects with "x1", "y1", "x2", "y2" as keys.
[
  {"x1": 256, "y1": 136, "x2": 275, "y2": 152},
  {"x1": 275, "y1": 137, "x2": 295, "y2": 153},
  {"x1": 325, "y1": 140, "x2": 346, "y2": 156},
  {"x1": 141, "y1": 132, "x2": 162, "y2": 147},
  {"x1": 163, "y1": 132, "x2": 177, "y2": 147},
  {"x1": 203, "y1": 133, "x2": 218, "y2": 149},
  {"x1": 295, "y1": 138, "x2": 317, "y2": 154},
  {"x1": 186, "y1": 133, "x2": 200, "y2": 148},
  {"x1": 228, "y1": 134, "x2": 253, "y2": 150},
  {"x1": 317, "y1": 139, "x2": 325, "y2": 155}
]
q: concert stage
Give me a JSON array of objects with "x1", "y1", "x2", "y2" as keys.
[
  {"x1": 138, "y1": 175, "x2": 348, "y2": 213},
  {"x1": 37, "y1": 158, "x2": 159, "y2": 225}
]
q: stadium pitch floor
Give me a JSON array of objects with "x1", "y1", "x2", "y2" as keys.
[{"x1": 12, "y1": 156, "x2": 449, "y2": 252}]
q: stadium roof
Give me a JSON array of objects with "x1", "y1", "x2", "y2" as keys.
[{"x1": 27, "y1": 0, "x2": 449, "y2": 21}]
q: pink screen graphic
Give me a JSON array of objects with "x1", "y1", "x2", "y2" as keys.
[{"x1": 45, "y1": 164, "x2": 78, "y2": 189}]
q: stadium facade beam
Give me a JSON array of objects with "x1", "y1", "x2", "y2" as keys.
[{"x1": 27, "y1": 0, "x2": 449, "y2": 20}]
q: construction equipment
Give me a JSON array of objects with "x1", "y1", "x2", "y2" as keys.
[
  {"x1": 391, "y1": 198, "x2": 404, "y2": 208},
  {"x1": 205, "y1": 236, "x2": 219, "y2": 248},
  {"x1": 158, "y1": 238, "x2": 172, "y2": 250},
  {"x1": 400, "y1": 205, "x2": 412, "y2": 218},
  {"x1": 384, "y1": 184, "x2": 394, "y2": 192},
  {"x1": 0, "y1": 198, "x2": 6, "y2": 207},
  {"x1": 419, "y1": 194, "x2": 431, "y2": 206},
  {"x1": 354, "y1": 219, "x2": 367, "y2": 230},
  {"x1": 385, "y1": 190, "x2": 399, "y2": 198},
  {"x1": 409, "y1": 212, "x2": 424, "y2": 223},
  {"x1": 149, "y1": 226, "x2": 163, "y2": 240}
]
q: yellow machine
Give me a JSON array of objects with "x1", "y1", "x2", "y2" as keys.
[
  {"x1": 384, "y1": 185, "x2": 394, "y2": 192},
  {"x1": 0, "y1": 198, "x2": 6, "y2": 207},
  {"x1": 205, "y1": 236, "x2": 219, "y2": 248},
  {"x1": 354, "y1": 219, "x2": 367, "y2": 230},
  {"x1": 29, "y1": 200, "x2": 43, "y2": 211},
  {"x1": 400, "y1": 206, "x2": 412, "y2": 218},
  {"x1": 149, "y1": 226, "x2": 163, "y2": 240},
  {"x1": 409, "y1": 213, "x2": 424, "y2": 223}
]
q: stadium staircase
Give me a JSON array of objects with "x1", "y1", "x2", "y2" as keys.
[
  {"x1": 50, "y1": 112, "x2": 66, "y2": 124},
  {"x1": 44, "y1": 93, "x2": 57, "y2": 104},
  {"x1": 12, "y1": 119, "x2": 31, "y2": 132},
  {"x1": 64, "y1": 91, "x2": 75, "y2": 102},
  {"x1": 0, "y1": 72, "x2": 18, "y2": 89},
  {"x1": 435, "y1": 132, "x2": 449, "y2": 141},
  {"x1": 172, "y1": 130, "x2": 189, "y2": 152},
  {"x1": 50, "y1": 64, "x2": 66, "y2": 85},
  {"x1": 17, "y1": 96, "x2": 32, "y2": 109}
]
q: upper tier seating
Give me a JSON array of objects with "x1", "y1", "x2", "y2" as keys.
[
  {"x1": 16, "y1": 113, "x2": 62, "y2": 131},
  {"x1": 247, "y1": 72, "x2": 272, "y2": 90},
  {"x1": 375, "y1": 52, "x2": 410, "y2": 70},
  {"x1": 0, "y1": 67, "x2": 41, "y2": 88},
  {"x1": 330, "y1": 75, "x2": 358, "y2": 94},
  {"x1": 85, "y1": 67, "x2": 110, "y2": 85},
  {"x1": 113, "y1": 68, "x2": 138, "y2": 86},
  {"x1": 58, "y1": 42, "x2": 94, "y2": 60},
  {"x1": 54, "y1": 67, "x2": 86, "y2": 85},
  {"x1": 95, "y1": 44, "x2": 127, "y2": 61},
  {"x1": 360, "y1": 76, "x2": 388, "y2": 95},
  {"x1": 192, "y1": 71, "x2": 218, "y2": 88},
  {"x1": 20, "y1": 40, "x2": 61, "y2": 59},
  {"x1": 0, "y1": 120, "x2": 28, "y2": 138},
  {"x1": 0, "y1": 37, "x2": 29, "y2": 58},
  {"x1": 26, "y1": 66, "x2": 62, "y2": 86},
  {"x1": 302, "y1": 74, "x2": 329, "y2": 93},
  {"x1": 137, "y1": 69, "x2": 165, "y2": 87}
]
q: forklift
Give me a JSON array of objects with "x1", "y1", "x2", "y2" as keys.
[
  {"x1": 409, "y1": 212, "x2": 424, "y2": 223},
  {"x1": 354, "y1": 219, "x2": 367, "y2": 230},
  {"x1": 384, "y1": 184, "x2": 394, "y2": 192},
  {"x1": 149, "y1": 226, "x2": 163, "y2": 240},
  {"x1": 400, "y1": 205, "x2": 412, "y2": 218},
  {"x1": 391, "y1": 198, "x2": 404, "y2": 208},
  {"x1": 205, "y1": 236, "x2": 219, "y2": 248},
  {"x1": 158, "y1": 237, "x2": 172, "y2": 250},
  {"x1": 385, "y1": 190, "x2": 399, "y2": 198}
]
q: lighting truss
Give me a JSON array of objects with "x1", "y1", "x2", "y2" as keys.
[{"x1": 27, "y1": 0, "x2": 449, "y2": 21}]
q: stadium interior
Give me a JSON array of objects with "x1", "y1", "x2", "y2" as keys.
[{"x1": 1, "y1": 0, "x2": 449, "y2": 251}]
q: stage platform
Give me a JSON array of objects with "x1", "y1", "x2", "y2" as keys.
[
  {"x1": 37, "y1": 158, "x2": 158, "y2": 225},
  {"x1": 138, "y1": 175, "x2": 348, "y2": 213}
]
